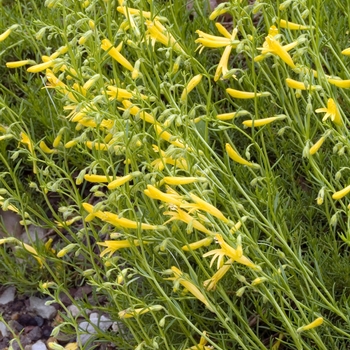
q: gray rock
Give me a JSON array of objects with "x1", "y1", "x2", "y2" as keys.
[
  {"x1": 20, "y1": 225, "x2": 46, "y2": 244},
  {"x1": 67, "y1": 304, "x2": 81, "y2": 318},
  {"x1": 0, "y1": 321, "x2": 9, "y2": 337},
  {"x1": 29, "y1": 296, "x2": 57, "y2": 320},
  {"x1": 8, "y1": 319, "x2": 23, "y2": 332},
  {"x1": 11, "y1": 335, "x2": 31, "y2": 350},
  {"x1": 31, "y1": 340, "x2": 47, "y2": 350},
  {"x1": 0, "y1": 286, "x2": 16, "y2": 305},
  {"x1": 0, "y1": 209, "x2": 22, "y2": 238},
  {"x1": 27, "y1": 326, "x2": 42, "y2": 342},
  {"x1": 78, "y1": 313, "x2": 112, "y2": 347}
]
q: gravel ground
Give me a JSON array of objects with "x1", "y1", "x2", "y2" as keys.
[
  {"x1": 0, "y1": 211, "x2": 118, "y2": 349},
  {"x1": 0, "y1": 285, "x2": 118, "y2": 350}
]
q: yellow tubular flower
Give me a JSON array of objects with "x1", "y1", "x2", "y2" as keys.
[
  {"x1": 27, "y1": 60, "x2": 54, "y2": 73},
  {"x1": 215, "y1": 22, "x2": 232, "y2": 39},
  {"x1": 45, "y1": 69, "x2": 66, "y2": 89},
  {"x1": 168, "y1": 266, "x2": 213, "y2": 312},
  {"x1": 279, "y1": 0, "x2": 293, "y2": 10},
  {"x1": 163, "y1": 176, "x2": 204, "y2": 185},
  {"x1": 332, "y1": 185, "x2": 350, "y2": 200},
  {"x1": 106, "y1": 86, "x2": 133, "y2": 100},
  {"x1": 85, "y1": 213, "x2": 96, "y2": 222},
  {"x1": 242, "y1": 115, "x2": 286, "y2": 127},
  {"x1": 154, "y1": 125, "x2": 185, "y2": 148},
  {"x1": 327, "y1": 78, "x2": 350, "y2": 88},
  {"x1": 0, "y1": 28, "x2": 11, "y2": 42},
  {"x1": 59, "y1": 65, "x2": 78, "y2": 78},
  {"x1": 182, "y1": 237, "x2": 213, "y2": 251},
  {"x1": 117, "y1": 6, "x2": 156, "y2": 19},
  {"x1": 268, "y1": 25, "x2": 279, "y2": 36},
  {"x1": 119, "y1": 305, "x2": 163, "y2": 319},
  {"x1": 195, "y1": 37, "x2": 231, "y2": 49},
  {"x1": 251, "y1": 277, "x2": 268, "y2": 286},
  {"x1": 97, "y1": 210, "x2": 158, "y2": 230},
  {"x1": 283, "y1": 41, "x2": 299, "y2": 52},
  {"x1": 55, "y1": 217, "x2": 82, "y2": 228},
  {"x1": 216, "y1": 110, "x2": 250, "y2": 121},
  {"x1": 279, "y1": 19, "x2": 312, "y2": 30},
  {"x1": 56, "y1": 243, "x2": 77, "y2": 257},
  {"x1": 122, "y1": 100, "x2": 156, "y2": 124},
  {"x1": 225, "y1": 143, "x2": 260, "y2": 168},
  {"x1": 82, "y1": 203, "x2": 95, "y2": 215},
  {"x1": 163, "y1": 208, "x2": 213, "y2": 235},
  {"x1": 132, "y1": 60, "x2": 141, "y2": 80},
  {"x1": 204, "y1": 234, "x2": 261, "y2": 270},
  {"x1": 39, "y1": 140, "x2": 56, "y2": 154},
  {"x1": 89, "y1": 20, "x2": 95, "y2": 30},
  {"x1": 230, "y1": 216, "x2": 248, "y2": 233},
  {"x1": 145, "y1": 20, "x2": 184, "y2": 53},
  {"x1": 97, "y1": 240, "x2": 143, "y2": 257},
  {"x1": 85, "y1": 141, "x2": 108, "y2": 151},
  {"x1": 203, "y1": 259, "x2": 233, "y2": 291},
  {"x1": 6, "y1": 60, "x2": 33, "y2": 68},
  {"x1": 20, "y1": 132, "x2": 34, "y2": 153},
  {"x1": 83, "y1": 74, "x2": 100, "y2": 91},
  {"x1": 101, "y1": 39, "x2": 134, "y2": 71},
  {"x1": 271, "y1": 334, "x2": 284, "y2": 350},
  {"x1": 341, "y1": 48, "x2": 350, "y2": 55},
  {"x1": 214, "y1": 45, "x2": 232, "y2": 82},
  {"x1": 258, "y1": 36, "x2": 296, "y2": 68},
  {"x1": 309, "y1": 136, "x2": 326, "y2": 155},
  {"x1": 254, "y1": 25, "x2": 299, "y2": 63},
  {"x1": 195, "y1": 25, "x2": 239, "y2": 53},
  {"x1": 297, "y1": 317, "x2": 324, "y2": 332},
  {"x1": 22, "y1": 242, "x2": 44, "y2": 267},
  {"x1": 185, "y1": 330, "x2": 214, "y2": 350},
  {"x1": 0, "y1": 238, "x2": 44, "y2": 267},
  {"x1": 84, "y1": 174, "x2": 110, "y2": 183},
  {"x1": 0, "y1": 196, "x2": 21, "y2": 214},
  {"x1": 186, "y1": 193, "x2": 229, "y2": 223},
  {"x1": 226, "y1": 88, "x2": 270, "y2": 99},
  {"x1": 107, "y1": 174, "x2": 134, "y2": 189},
  {"x1": 78, "y1": 118, "x2": 113, "y2": 130},
  {"x1": 315, "y1": 98, "x2": 342, "y2": 125},
  {"x1": 286, "y1": 78, "x2": 320, "y2": 90},
  {"x1": 64, "y1": 140, "x2": 78, "y2": 148},
  {"x1": 144, "y1": 184, "x2": 183, "y2": 206},
  {"x1": 209, "y1": 6, "x2": 229, "y2": 20},
  {"x1": 181, "y1": 74, "x2": 203, "y2": 101}
]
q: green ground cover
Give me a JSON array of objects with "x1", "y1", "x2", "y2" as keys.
[{"x1": 1, "y1": 0, "x2": 350, "y2": 348}]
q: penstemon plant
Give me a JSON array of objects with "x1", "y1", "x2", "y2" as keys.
[{"x1": 1, "y1": 0, "x2": 350, "y2": 348}]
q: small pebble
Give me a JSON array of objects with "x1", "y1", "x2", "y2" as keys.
[
  {"x1": 18, "y1": 314, "x2": 38, "y2": 327},
  {"x1": 27, "y1": 326, "x2": 42, "y2": 342},
  {"x1": 34, "y1": 316, "x2": 44, "y2": 327},
  {"x1": 0, "y1": 321, "x2": 9, "y2": 337},
  {"x1": 8, "y1": 319, "x2": 23, "y2": 332},
  {"x1": 31, "y1": 339, "x2": 48, "y2": 350},
  {"x1": 67, "y1": 304, "x2": 81, "y2": 318},
  {"x1": 74, "y1": 285, "x2": 92, "y2": 299},
  {"x1": 78, "y1": 313, "x2": 112, "y2": 347},
  {"x1": 42, "y1": 325, "x2": 53, "y2": 339},
  {"x1": 29, "y1": 296, "x2": 57, "y2": 320},
  {"x1": 0, "y1": 286, "x2": 16, "y2": 305}
]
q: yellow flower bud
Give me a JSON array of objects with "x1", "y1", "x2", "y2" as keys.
[
  {"x1": 297, "y1": 317, "x2": 323, "y2": 332},
  {"x1": 6, "y1": 60, "x2": 34, "y2": 68},
  {"x1": 332, "y1": 185, "x2": 350, "y2": 200},
  {"x1": 180, "y1": 74, "x2": 203, "y2": 102}
]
